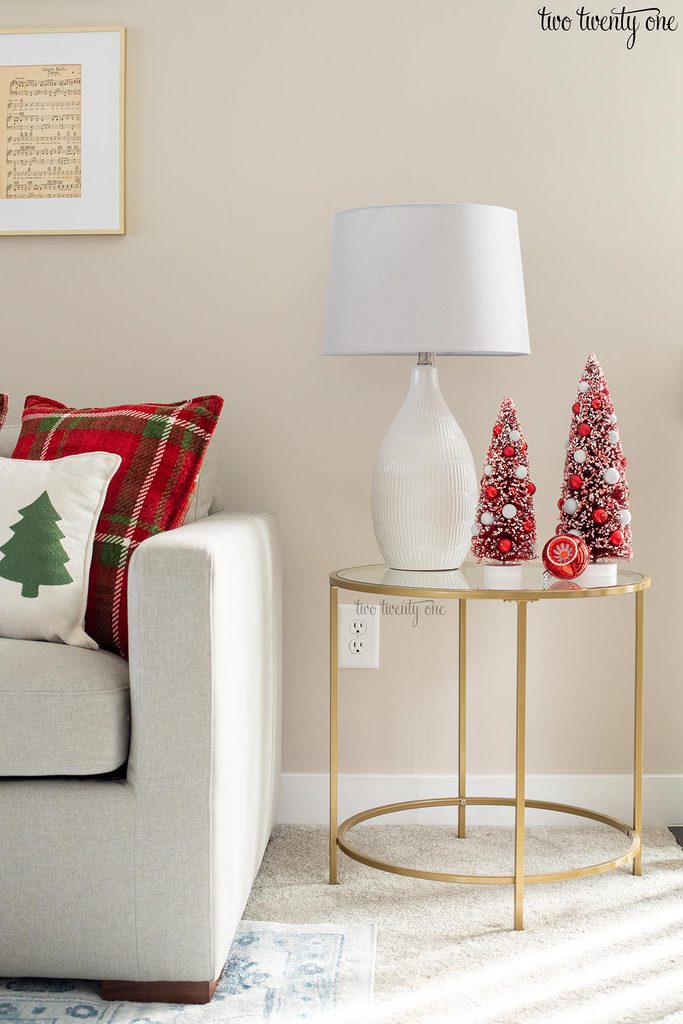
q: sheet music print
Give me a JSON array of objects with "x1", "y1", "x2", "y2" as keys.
[{"x1": 0, "y1": 64, "x2": 81, "y2": 200}]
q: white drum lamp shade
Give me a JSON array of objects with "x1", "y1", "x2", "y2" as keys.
[{"x1": 324, "y1": 204, "x2": 530, "y2": 571}]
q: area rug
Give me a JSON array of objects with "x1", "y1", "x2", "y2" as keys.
[
  {"x1": 245, "y1": 825, "x2": 683, "y2": 1024},
  {"x1": 0, "y1": 921, "x2": 376, "y2": 1024}
]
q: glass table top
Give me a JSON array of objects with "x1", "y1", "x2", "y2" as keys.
[{"x1": 332, "y1": 562, "x2": 650, "y2": 600}]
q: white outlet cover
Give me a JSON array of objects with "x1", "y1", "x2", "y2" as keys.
[{"x1": 338, "y1": 604, "x2": 380, "y2": 669}]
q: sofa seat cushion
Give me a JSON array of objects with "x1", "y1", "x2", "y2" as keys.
[{"x1": 0, "y1": 639, "x2": 130, "y2": 776}]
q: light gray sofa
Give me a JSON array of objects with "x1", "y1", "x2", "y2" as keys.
[{"x1": 0, "y1": 426, "x2": 282, "y2": 1003}]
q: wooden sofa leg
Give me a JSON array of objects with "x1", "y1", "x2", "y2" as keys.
[{"x1": 101, "y1": 978, "x2": 219, "y2": 1004}]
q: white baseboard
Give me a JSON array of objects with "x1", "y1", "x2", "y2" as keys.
[{"x1": 277, "y1": 773, "x2": 683, "y2": 827}]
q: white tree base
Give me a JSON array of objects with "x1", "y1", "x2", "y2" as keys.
[
  {"x1": 482, "y1": 563, "x2": 523, "y2": 589},
  {"x1": 580, "y1": 561, "x2": 618, "y2": 586}
]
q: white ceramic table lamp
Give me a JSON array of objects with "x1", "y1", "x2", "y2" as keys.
[{"x1": 324, "y1": 204, "x2": 530, "y2": 571}]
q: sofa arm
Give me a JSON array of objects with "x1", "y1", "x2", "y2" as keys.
[{"x1": 126, "y1": 511, "x2": 282, "y2": 982}]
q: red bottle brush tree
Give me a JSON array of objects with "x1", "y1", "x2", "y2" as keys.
[
  {"x1": 471, "y1": 397, "x2": 537, "y2": 563},
  {"x1": 556, "y1": 354, "x2": 632, "y2": 561}
]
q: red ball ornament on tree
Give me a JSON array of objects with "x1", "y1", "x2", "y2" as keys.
[
  {"x1": 556, "y1": 354, "x2": 632, "y2": 563},
  {"x1": 542, "y1": 534, "x2": 590, "y2": 580},
  {"x1": 471, "y1": 397, "x2": 537, "y2": 566}
]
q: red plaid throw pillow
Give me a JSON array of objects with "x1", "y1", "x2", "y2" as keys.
[
  {"x1": 0, "y1": 394, "x2": 7, "y2": 429},
  {"x1": 13, "y1": 394, "x2": 224, "y2": 657}
]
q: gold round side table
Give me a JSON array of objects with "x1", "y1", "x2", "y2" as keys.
[{"x1": 328, "y1": 562, "x2": 650, "y2": 930}]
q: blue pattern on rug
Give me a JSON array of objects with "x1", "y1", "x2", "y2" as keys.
[{"x1": 0, "y1": 922, "x2": 375, "y2": 1023}]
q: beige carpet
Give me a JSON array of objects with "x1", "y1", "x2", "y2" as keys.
[{"x1": 245, "y1": 824, "x2": 683, "y2": 1024}]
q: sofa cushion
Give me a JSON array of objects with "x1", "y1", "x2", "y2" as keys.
[
  {"x1": 0, "y1": 452, "x2": 121, "y2": 649},
  {"x1": 10, "y1": 394, "x2": 224, "y2": 658},
  {"x1": 0, "y1": 639, "x2": 130, "y2": 776}
]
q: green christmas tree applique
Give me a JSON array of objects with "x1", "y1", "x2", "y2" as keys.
[{"x1": 0, "y1": 490, "x2": 73, "y2": 598}]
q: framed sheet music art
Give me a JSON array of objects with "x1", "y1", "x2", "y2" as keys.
[{"x1": 0, "y1": 28, "x2": 125, "y2": 235}]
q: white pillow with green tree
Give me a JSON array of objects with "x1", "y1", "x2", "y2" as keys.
[{"x1": 0, "y1": 453, "x2": 120, "y2": 648}]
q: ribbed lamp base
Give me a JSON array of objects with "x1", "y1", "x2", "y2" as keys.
[{"x1": 371, "y1": 361, "x2": 477, "y2": 571}]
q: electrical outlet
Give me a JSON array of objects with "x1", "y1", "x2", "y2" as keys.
[{"x1": 338, "y1": 604, "x2": 380, "y2": 669}]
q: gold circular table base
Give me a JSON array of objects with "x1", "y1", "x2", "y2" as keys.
[{"x1": 337, "y1": 796, "x2": 640, "y2": 885}]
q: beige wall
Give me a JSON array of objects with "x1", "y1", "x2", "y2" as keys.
[{"x1": 1, "y1": 1, "x2": 681, "y2": 775}]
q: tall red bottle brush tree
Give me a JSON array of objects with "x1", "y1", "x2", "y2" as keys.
[
  {"x1": 556, "y1": 354, "x2": 632, "y2": 561},
  {"x1": 471, "y1": 397, "x2": 537, "y2": 564}
]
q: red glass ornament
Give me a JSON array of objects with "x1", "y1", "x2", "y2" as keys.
[
  {"x1": 591, "y1": 397, "x2": 602, "y2": 410},
  {"x1": 569, "y1": 474, "x2": 583, "y2": 490},
  {"x1": 609, "y1": 529, "x2": 624, "y2": 546},
  {"x1": 592, "y1": 507, "x2": 608, "y2": 524},
  {"x1": 572, "y1": 402, "x2": 580, "y2": 415},
  {"x1": 497, "y1": 537, "x2": 513, "y2": 555},
  {"x1": 493, "y1": 424, "x2": 502, "y2": 436},
  {"x1": 613, "y1": 486, "x2": 625, "y2": 502},
  {"x1": 578, "y1": 423, "x2": 591, "y2": 438},
  {"x1": 503, "y1": 445, "x2": 514, "y2": 458},
  {"x1": 485, "y1": 485, "x2": 498, "y2": 500},
  {"x1": 542, "y1": 534, "x2": 590, "y2": 580},
  {"x1": 527, "y1": 482, "x2": 536, "y2": 495},
  {"x1": 523, "y1": 519, "x2": 533, "y2": 532}
]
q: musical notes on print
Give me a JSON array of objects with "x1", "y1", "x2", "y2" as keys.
[{"x1": 0, "y1": 64, "x2": 82, "y2": 200}]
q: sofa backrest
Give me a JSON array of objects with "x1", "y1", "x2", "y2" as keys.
[{"x1": 0, "y1": 424, "x2": 222, "y2": 521}]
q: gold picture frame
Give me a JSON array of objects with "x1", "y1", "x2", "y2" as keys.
[{"x1": 0, "y1": 27, "x2": 125, "y2": 235}]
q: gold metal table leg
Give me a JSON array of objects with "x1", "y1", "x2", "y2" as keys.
[
  {"x1": 329, "y1": 584, "x2": 339, "y2": 884},
  {"x1": 458, "y1": 600, "x2": 467, "y2": 839},
  {"x1": 633, "y1": 589, "x2": 644, "y2": 876},
  {"x1": 514, "y1": 601, "x2": 528, "y2": 930}
]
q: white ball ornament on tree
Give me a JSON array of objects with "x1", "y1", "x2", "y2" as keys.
[
  {"x1": 563, "y1": 498, "x2": 578, "y2": 514},
  {"x1": 515, "y1": 465, "x2": 528, "y2": 479},
  {"x1": 603, "y1": 467, "x2": 620, "y2": 485},
  {"x1": 481, "y1": 511, "x2": 494, "y2": 526},
  {"x1": 619, "y1": 509, "x2": 632, "y2": 525},
  {"x1": 573, "y1": 449, "x2": 586, "y2": 464},
  {"x1": 508, "y1": 429, "x2": 521, "y2": 442},
  {"x1": 608, "y1": 430, "x2": 619, "y2": 444},
  {"x1": 609, "y1": 413, "x2": 617, "y2": 425},
  {"x1": 502, "y1": 503, "x2": 517, "y2": 520},
  {"x1": 578, "y1": 381, "x2": 589, "y2": 393},
  {"x1": 484, "y1": 464, "x2": 493, "y2": 476}
]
